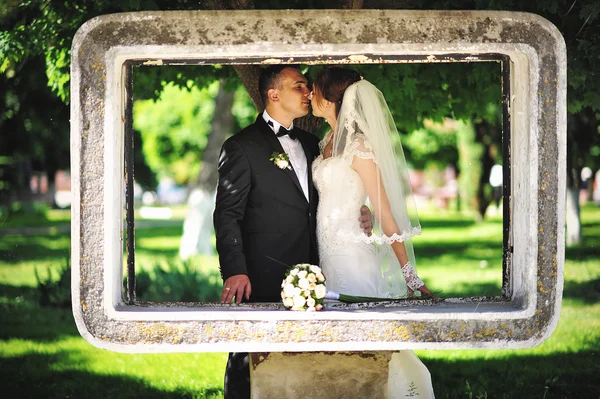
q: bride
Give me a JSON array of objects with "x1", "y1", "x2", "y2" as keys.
[
  {"x1": 311, "y1": 67, "x2": 433, "y2": 299},
  {"x1": 310, "y1": 67, "x2": 435, "y2": 398}
]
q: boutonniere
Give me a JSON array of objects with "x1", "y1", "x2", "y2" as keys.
[{"x1": 270, "y1": 151, "x2": 292, "y2": 170}]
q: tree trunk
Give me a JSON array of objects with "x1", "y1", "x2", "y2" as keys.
[
  {"x1": 180, "y1": 80, "x2": 235, "y2": 259},
  {"x1": 233, "y1": 65, "x2": 263, "y2": 111},
  {"x1": 456, "y1": 120, "x2": 484, "y2": 220},
  {"x1": 565, "y1": 161, "x2": 583, "y2": 245},
  {"x1": 474, "y1": 120, "x2": 497, "y2": 219},
  {"x1": 296, "y1": 113, "x2": 323, "y2": 133},
  {"x1": 197, "y1": 79, "x2": 235, "y2": 192},
  {"x1": 565, "y1": 187, "x2": 581, "y2": 246},
  {"x1": 564, "y1": 110, "x2": 592, "y2": 246}
]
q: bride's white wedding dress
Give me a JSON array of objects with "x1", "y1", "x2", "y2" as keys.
[
  {"x1": 313, "y1": 130, "x2": 435, "y2": 399},
  {"x1": 312, "y1": 133, "x2": 392, "y2": 297}
]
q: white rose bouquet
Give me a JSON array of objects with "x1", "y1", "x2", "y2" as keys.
[
  {"x1": 281, "y1": 263, "x2": 438, "y2": 311},
  {"x1": 280, "y1": 263, "x2": 327, "y2": 311}
]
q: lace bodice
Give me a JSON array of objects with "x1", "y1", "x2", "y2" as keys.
[
  {"x1": 312, "y1": 131, "x2": 375, "y2": 250},
  {"x1": 313, "y1": 131, "x2": 420, "y2": 247},
  {"x1": 313, "y1": 144, "x2": 380, "y2": 294}
]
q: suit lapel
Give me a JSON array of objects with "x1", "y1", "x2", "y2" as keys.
[{"x1": 256, "y1": 117, "x2": 306, "y2": 201}]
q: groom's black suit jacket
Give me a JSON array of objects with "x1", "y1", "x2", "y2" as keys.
[{"x1": 214, "y1": 116, "x2": 320, "y2": 302}]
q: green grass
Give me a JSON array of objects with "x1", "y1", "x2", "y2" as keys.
[
  {"x1": 417, "y1": 210, "x2": 503, "y2": 297},
  {"x1": 1, "y1": 205, "x2": 599, "y2": 398},
  {"x1": 0, "y1": 206, "x2": 71, "y2": 228}
]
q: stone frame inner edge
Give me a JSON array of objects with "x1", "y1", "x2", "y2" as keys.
[{"x1": 102, "y1": 43, "x2": 535, "y2": 322}]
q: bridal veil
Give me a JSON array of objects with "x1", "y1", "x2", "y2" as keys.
[{"x1": 327, "y1": 79, "x2": 422, "y2": 297}]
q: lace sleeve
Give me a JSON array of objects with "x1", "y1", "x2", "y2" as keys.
[
  {"x1": 344, "y1": 131, "x2": 377, "y2": 164},
  {"x1": 319, "y1": 130, "x2": 333, "y2": 153}
]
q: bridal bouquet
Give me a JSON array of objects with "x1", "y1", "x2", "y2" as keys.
[
  {"x1": 281, "y1": 263, "x2": 437, "y2": 311},
  {"x1": 280, "y1": 264, "x2": 327, "y2": 311}
]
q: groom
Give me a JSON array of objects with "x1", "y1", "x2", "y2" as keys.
[
  {"x1": 214, "y1": 65, "x2": 319, "y2": 306},
  {"x1": 214, "y1": 65, "x2": 370, "y2": 398},
  {"x1": 213, "y1": 65, "x2": 319, "y2": 398}
]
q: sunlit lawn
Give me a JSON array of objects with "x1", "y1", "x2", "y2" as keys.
[{"x1": 0, "y1": 204, "x2": 598, "y2": 398}]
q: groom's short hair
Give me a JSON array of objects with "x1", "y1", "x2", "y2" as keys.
[{"x1": 258, "y1": 65, "x2": 302, "y2": 107}]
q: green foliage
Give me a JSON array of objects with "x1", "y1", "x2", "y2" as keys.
[
  {"x1": 0, "y1": 55, "x2": 71, "y2": 185},
  {"x1": 45, "y1": 47, "x2": 70, "y2": 102},
  {"x1": 232, "y1": 82, "x2": 259, "y2": 129},
  {"x1": 133, "y1": 74, "x2": 256, "y2": 184},
  {"x1": 131, "y1": 258, "x2": 222, "y2": 302},
  {"x1": 134, "y1": 81, "x2": 218, "y2": 184},
  {"x1": 404, "y1": 122, "x2": 459, "y2": 170},
  {"x1": 133, "y1": 64, "x2": 238, "y2": 101},
  {"x1": 356, "y1": 62, "x2": 502, "y2": 133},
  {"x1": 464, "y1": 380, "x2": 488, "y2": 399},
  {"x1": 34, "y1": 256, "x2": 71, "y2": 308}
]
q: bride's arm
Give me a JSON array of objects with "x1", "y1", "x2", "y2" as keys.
[
  {"x1": 351, "y1": 155, "x2": 433, "y2": 296},
  {"x1": 351, "y1": 155, "x2": 407, "y2": 263}
]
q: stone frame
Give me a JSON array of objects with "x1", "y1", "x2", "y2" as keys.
[{"x1": 71, "y1": 10, "x2": 566, "y2": 353}]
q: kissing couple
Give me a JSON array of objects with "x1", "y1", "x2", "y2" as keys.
[{"x1": 214, "y1": 65, "x2": 435, "y2": 398}]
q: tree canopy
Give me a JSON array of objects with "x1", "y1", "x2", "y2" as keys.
[{"x1": 1, "y1": 0, "x2": 598, "y2": 204}]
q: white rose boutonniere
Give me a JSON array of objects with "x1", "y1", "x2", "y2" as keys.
[{"x1": 270, "y1": 151, "x2": 292, "y2": 170}]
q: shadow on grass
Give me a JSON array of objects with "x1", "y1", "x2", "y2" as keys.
[
  {"x1": 415, "y1": 240, "x2": 503, "y2": 260},
  {"x1": 419, "y1": 218, "x2": 479, "y2": 229},
  {"x1": 0, "y1": 284, "x2": 78, "y2": 341},
  {"x1": 0, "y1": 352, "x2": 223, "y2": 399},
  {"x1": 134, "y1": 225, "x2": 184, "y2": 239},
  {"x1": 135, "y1": 247, "x2": 181, "y2": 258},
  {"x1": 426, "y1": 349, "x2": 599, "y2": 399},
  {"x1": 563, "y1": 278, "x2": 600, "y2": 304},
  {"x1": 437, "y1": 281, "x2": 502, "y2": 298},
  {"x1": 0, "y1": 283, "x2": 38, "y2": 300},
  {"x1": 0, "y1": 235, "x2": 70, "y2": 265},
  {"x1": 565, "y1": 244, "x2": 600, "y2": 261}
]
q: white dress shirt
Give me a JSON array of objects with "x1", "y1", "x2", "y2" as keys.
[{"x1": 262, "y1": 110, "x2": 309, "y2": 201}]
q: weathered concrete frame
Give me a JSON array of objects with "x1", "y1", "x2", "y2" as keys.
[{"x1": 71, "y1": 10, "x2": 565, "y2": 353}]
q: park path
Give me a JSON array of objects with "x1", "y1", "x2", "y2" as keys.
[{"x1": 0, "y1": 219, "x2": 183, "y2": 236}]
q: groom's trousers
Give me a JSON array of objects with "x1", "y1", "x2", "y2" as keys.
[{"x1": 224, "y1": 352, "x2": 250, "y2": 399}]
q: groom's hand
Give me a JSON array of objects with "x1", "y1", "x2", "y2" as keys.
[
  {"x1": 359, "y1": 205, "x2": 373, "y2": 237},
  {"x1": 221, "y1": 274, "x2": 251, "y2": 304}
]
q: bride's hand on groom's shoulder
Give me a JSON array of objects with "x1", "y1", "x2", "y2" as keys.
[{"x1": 221, "y1": 274, "x2": 251, "y2": 304}]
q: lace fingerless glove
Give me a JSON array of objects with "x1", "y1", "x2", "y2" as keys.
[{"x1": 401, "y1": 261, "x2": 424, "y2": 291}]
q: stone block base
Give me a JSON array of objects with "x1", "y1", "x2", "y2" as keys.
[{"x1": 250, "y1": 351, "x2": 435, "y2": 398}]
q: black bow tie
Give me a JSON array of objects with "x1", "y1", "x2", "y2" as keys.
[{"x1": 276, "y1": 126, "x2": 298, "y2": 140}]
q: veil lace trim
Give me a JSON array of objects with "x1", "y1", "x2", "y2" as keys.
[
  {"x1": 318, "y1": 130, "x2": 332, "y2": 153},
  {"x1": 337, "y1": 225, "x2": 422, "y2": 245}
]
